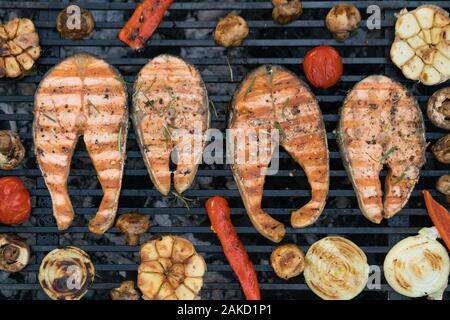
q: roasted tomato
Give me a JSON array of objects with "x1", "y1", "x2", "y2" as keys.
[
  {"x1": 303, "y1": 46, "x2": 343, "y2": 89},
  {"x1": 0, "y1": 176, "x2": 31, "y2": 225}
]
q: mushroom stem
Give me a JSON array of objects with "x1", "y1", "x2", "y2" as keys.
[{"x1": 126, "y1": 234, "x2": 140, "y2": 246}]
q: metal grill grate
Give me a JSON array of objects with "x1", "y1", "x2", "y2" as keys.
[{"x1": 0, "y1": 0, "x2": 449, "y2": 300}]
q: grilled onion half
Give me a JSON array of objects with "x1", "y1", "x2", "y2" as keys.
[
  {"x1": 304, "y1": 236, "x2": 369, "y2": 300},
  {"x1": 138, "y1": 235, "x2": 207, "y2": 300},
  {"x1": 38, "y1": 247, "x2": 95, "y2": 300},
  {"x1": 384, "y1": 230, "x2": 449, "y2": 300}
]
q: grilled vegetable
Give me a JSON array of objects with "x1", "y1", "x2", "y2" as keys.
[
  {"x1": 304, "y1": 236, "x2": 369, "y2": 300},
  {"x1": 303, "y1": 46, "x2": 343, "y2": 89},
  {"x1": 0, "y1": 176, "x2": 31, "y2": 225},
  {"x1": 138, "y1": 235, "x2": 207, "y2": 300},
  {"x1": 423, "y1": 190, "x2": 450, "y2": 250},
  {"x1": 270, "y1": 243, "x2": 305, "y2": 280},
  {"x1": 0, "y1": 234, "x2": 30, "y2": 273},
  {"x1": 390, "y1": 5, "x2": 450, "y2": 85},
  {"x1": 39, "y1": 247, "x2": 95, "y2": 300},
  {"x1": 205, "y1": 197, "x2": 261, "y2": 300},
  {"x1": 384, "y1": 228, "x2": 449, "y2": 299},
  {"x1": 427, "y1": 87, "x2": 450, "y2": 130},
  {"x1": 0, "y1": 18, "x2": 40, "y2": 78},
  {"x1": 118, "y1": 0, "x2": 174, "y2": 50},
  {"x1": 338, "y1": 75, "x2": 426, "y2": 223},
  {"x1": 325, "y1": 4, "x2": 361, "y2": 41},
  {"x1": 229, "y1": 65, "x2": 329, "y2": 242},
  {"x1": 432, "y1": 134, "x2": 450, "y2": 164},
  {"x1": 132, "y1": 55, "x2": 209, "y2": 195},
  {"x1": 34, "y1": 53, "x2": 128, "y2": 234},
  {"x1": 56, "y1": 5, "x2": 95, "y2": 40},
  {"x1": 214, "y1": 15, "x2": 249, "y2": 47},
  {"x1": 436, "y1": 175, "x2": 450, "y2": 203},
  {"x1": 271, "y1": 0, "x2": 302, "y2": 25},
  {"x1": 115, "y1": 213, "x2": 150, "y2": 246},
  {"x1": 0, "y1": 130, "x2": 25, "y2": 170},
  {"x1": 111, "y1": 281, "x2": 140, "y2": 300}
]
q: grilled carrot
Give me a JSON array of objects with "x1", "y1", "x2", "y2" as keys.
[
  {"x1": 118, "y1": 0, "x2": 174, "y2": 50},
  {"x1": 205, "y1": 196, "x2": 261, "y2": 300},
  {"x1": 423, "y1": 190, "x2": 450, "y2": 250}
]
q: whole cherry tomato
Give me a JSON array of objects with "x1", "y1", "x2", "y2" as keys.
[
  {"x1": 303, "y1": 46, "x2": 343, "y2": 89},
  {"x1": 0, "y1": 176, "x2": 31, "y2": 225}
]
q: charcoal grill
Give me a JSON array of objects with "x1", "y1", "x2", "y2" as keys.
[{"x1": 0, "y1": 0, "x2": 449, "y2": 300}]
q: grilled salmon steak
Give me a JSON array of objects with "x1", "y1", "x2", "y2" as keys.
[
  {"x1": 229, "y1": 65, "x2": 329, "y2": 243},
  {"x1": 34, "y1": 53, "x2": 128, "y2": 234},
  {"x1": 338, "y1": 75, "x2": 426, "y2": 223},
  {"x1": 132, "y1": 55, "x2": 209, "y2": 195}
]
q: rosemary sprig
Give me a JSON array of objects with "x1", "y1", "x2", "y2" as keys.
[
  {"x1": 167, "y1": 123, "x2": 179, "y2": 130},
  {"x1": 274, "y1": 121, "x2": 286, "y2": 141},
  {"x1": 380, "y1": 147, "x2": 398, "y2": 163},
  {"x1": 42, "y1": 113, "x2": 56, "y2": 123},
  {"x1": 225, "y1": 56, "x2": 234, "y2": 82},
  {"x1": 165, "y1": 85, "x2": 175, "y2": 99},
  {"x1": 86, "y1": 99, "x2": 100, "y2": 116},
  {"x1": 132, "y1": 83, "x2": 141, "y2": 98},
  {"x1": 209, "y1": 100, "x2": 218, "y2": 118},
  {"x1": 244, "y1": 77, "x2": 256, "y2": 98},
  {"x1": 393, "y1": 167, "x2": 410, "y2": 185},
  {"x1": 118, "y1": 126, "x2": 123, "y2": 153},
  {"x1": 282, "y1": 98, "x2": 289, "y2": 119},
  {"x1": 172, "y1": 191, "x2": 193, "y2": 210},
  {"x1": 142, "y1": 92, "x2": 154, "y2": 107},
  {"x1": 163, "y1": 124, "x2": 173, "y2": 141}
]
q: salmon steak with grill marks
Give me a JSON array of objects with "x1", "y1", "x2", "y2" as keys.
[
  {"x1": 132, "y1": 55, "x2": 209, "y2": 195},
  {"x1": 229, "y1": 65, "x2": 329, "y2": 243},
  {"x1": 338, "y1": 75, "x2": 426, "y2": 223},
  {"x1": 33, "y1": 53, "x2": 128, "y2": 234}
]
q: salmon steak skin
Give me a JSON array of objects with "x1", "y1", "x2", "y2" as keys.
[
  {"x1": 33, "y1": 53, "x2": 128, "y2": 234},
  {"x1": 132, "y1": 55, "x2": 209, "y2": 196},
  {"x1": 229, "y1": 65, "x2": 329, "y2": 243},
  {"x1": 338, "y1": 75, "x2": 426, "y2": 223}
]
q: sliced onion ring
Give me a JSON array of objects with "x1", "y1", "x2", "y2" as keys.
[
  {"x1": 38, "y1": 247, "x2": 95, "y2": 300},
  {"x1": 384, "y1": 233, "x2": 449, "y2": 299},
  {"x1": 304, "y1": 236, "x2": 369, "y2": 300}
]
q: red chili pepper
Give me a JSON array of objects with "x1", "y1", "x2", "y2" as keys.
[
  {"x1": 118, "y1": 0, "x2": 174, "y2": 50},
  {"x1": 205, "y1": 196, "x2": 261, "y2": 300},
  {"x1": 0, "y1": 176, "x2": 31, "y2": 225},
  {"x1": 423, "y1": 190, "x2": 450, "y2": 250}
]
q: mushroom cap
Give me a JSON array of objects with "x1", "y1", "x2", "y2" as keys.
[
  {"x1": 116, "y1": 213, "x2": 150, "y2": 235},
  {"x1": 0, "y1": 234, "x2": 30, "y2": 272}
]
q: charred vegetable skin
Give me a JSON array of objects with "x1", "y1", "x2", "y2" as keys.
[
  {"x1": 338, "y1": 75, "x2": 426, "y2": 223},
  {"x1": 0, "y1": 176, "x2": 31, "y2": 225},
  {"x1": 118, "y1": 0, "x2": 174, "y2": 50},
  {"x1": 56, "y1": 5, "x2": 95, "y2": 40},
  {"x1": 0, "y1": 130, "x2": 25, "y2": 170},
  {"x1": 205, "y1": 197, "x2": 261, "y2": 300},
  {"x1": 0, "y1": 18, "x2": 40, "y2": 78},
  {"x1": 0, "y1": 234, "x2": 30, "y2": 273},
  {"x1": 423, "y1": 190, "x2": 450, "y2": 250}
]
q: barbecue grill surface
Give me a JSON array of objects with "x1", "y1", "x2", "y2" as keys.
[{"x1": 0, "y1": 0, "x2": 449, "y2": 300}]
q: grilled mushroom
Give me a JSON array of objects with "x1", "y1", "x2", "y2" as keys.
[
  {"x1": 271, "y1": 0, "x2": 302, "y2": 25},
  {"x1": 116, "y1": 213, "x2": 150, "y2": 246},
  {"x1": 0, "y1": 234, "x2": 30, "y2": 272},
  {"x1": 0, "y1": 130, "x2": 25, "y2": 170},
  {"x1": 0, "y1": 18, "x2": 40, "y2": 78},
  {"x1": 432, "y1": 134, "x2": 450, "y2": 164},
  {"x1": 56, "y1": 5, "x2": 95, "y2": 40},
  {"x1": 325, "y1": 4, "x2": 361, "y2": 41},
  {"x1": 111, "y1": 280, "x2": 140, "y2": 300},
  {"x1": 214, "y1": 15, "x2": 249, "y2": 47},
  {"x1": 270, "y1": 243, "x2": 305, "y2": 280},
  {"x1": 436, "y1": 175, "x2": 450, "y2": 203},
  {"x1": 427, "y1": 87, "x2": 450, "y2": 130}
]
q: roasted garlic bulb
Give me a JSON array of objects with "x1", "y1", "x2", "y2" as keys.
[
  {"x1": 390, "y1": 5, "x2": 450, "y2": 85},
  {"x1": 38, "y1": 247, "x2": 95, "y2": 300},
  {"x1": 304, "y1": 236, "x2": 369, "y2": 300},
  {"x1": 384, "y1": 230, "x2": 450, "y2": 299},
  {"x1": 0, "y1": 130, "x2": 25, "y2": 170},
  {"x1": 138, "y1": 235, "x2": 207, "y2": 300},
  {"x1": 0, "y1": 18, "x2": 40, "y2": 78}
]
